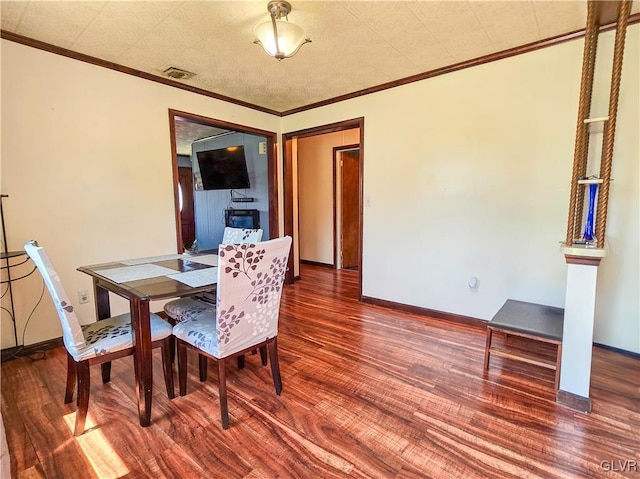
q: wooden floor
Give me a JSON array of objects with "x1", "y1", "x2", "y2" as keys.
[{"x1": 2, "y1": 265, "x2": 639, "y2": 478}]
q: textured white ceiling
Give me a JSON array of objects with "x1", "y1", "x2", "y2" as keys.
[
  {"x1": 174, "y1": 117, "x2": 230, "y2": 156},
  {"x1": 3, "y1": 1, "x2": 637, "y2": 151},
  {"x1": 2, "y1": 0, "x2": 638, "y2": 116}
]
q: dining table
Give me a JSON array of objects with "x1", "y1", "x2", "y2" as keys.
[{"x1": 77, "y1": 251, "x2": 219, "y2": 427}]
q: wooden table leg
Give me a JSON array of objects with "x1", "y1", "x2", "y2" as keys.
[
  {"x1": 130, "y1": 297, "x2": 153, "y2": 427},
  {"x1": 94, "y1": 283, "x2": 112, "y2": 383},
  {"x1": 483, "y1": 328, "x2": 493, "y2": 371},
  {"x1": 554, "y1": 342, "x2": 562, "y2": 391}
]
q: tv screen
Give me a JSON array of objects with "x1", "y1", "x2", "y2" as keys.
[{"x1": 196, "y1": 146, "x2": 250, "y2": 190}]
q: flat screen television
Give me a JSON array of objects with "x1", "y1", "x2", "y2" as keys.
[{"x1": 196, "y1": 146, "x2": 250, "y2": 190}]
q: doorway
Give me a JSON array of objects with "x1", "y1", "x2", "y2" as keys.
[
  {"x1": 168, "y1": 109, "x2": 279, "y2": 253},
  {"x1": 283, "y1": 118, "x2": 364, "y2": 298}
]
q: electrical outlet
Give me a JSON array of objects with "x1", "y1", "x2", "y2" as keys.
[{"x1": 78, "y1": 290, "x2": 89, "y2": 304}]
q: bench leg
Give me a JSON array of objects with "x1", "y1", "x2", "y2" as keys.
[
  {"x1": 483, "y1": 328, "x2": 493, "y2": 371},
  {"x1": 554, "y1": 342, "x2": 562, "y2": 391}
]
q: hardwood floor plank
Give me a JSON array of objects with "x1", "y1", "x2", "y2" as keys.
[
  {"x1": 21, "y1": 402, "x2": 97, "y2": 479},
  {"x1": 1, "y1": 265, "x2": 638, "y2": 478},
  {"x1": 16, "y1": 464, "x2": 46, "y2": 479},
  {"x1": 1, "y1": 394, "x2": 39, "y2": 476},
  {"x1": 140, "y1": 443, "x2": 207, "y2": 478},
  {"x1": 173, "y1": 425, "x2": 254, "y2": 478}
]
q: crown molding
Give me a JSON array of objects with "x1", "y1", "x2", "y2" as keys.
[
  {"x1": 0, "y1": 30, "x2": 281, "y2": 117},
  {"x1": 281, "y1": 13, "x2": 640, "y2": 116},
  {"x1": 2, "y1": 12, "x2": 638, "y2": 117}
]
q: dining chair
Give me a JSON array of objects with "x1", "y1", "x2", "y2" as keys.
[
  {"x1": 24, "y1": 241, "x2": 174, "y2": 436},
  {"x1": 164, "y1": 227, "x2": 264, "y2": 323},
  {"x1": 172, "y1": 236, "x2": 292, "y2": 429},
  {"x1": 164, "y1": 227, "x2": 265, "y2": 371},
  {"x1": 221, "y1": 227, "x2": 263, "y2": 244}
]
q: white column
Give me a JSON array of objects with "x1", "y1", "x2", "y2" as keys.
[{"x1": 558, "y1": 245, "x2": 607, "y2": 411}]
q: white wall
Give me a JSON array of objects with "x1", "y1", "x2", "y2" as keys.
[
  {"x1": 2, "y1": 26, "x2": 638, "y2": 355},
  {"x1": 298, "y1": 129, "x2": 359, "y2": 264},
  {"x1": 283, "y1": 26, "x2": 639, "y2": 354},
  {"x1": 0, "y1": 40, "x2": 280, "y2": 348}
]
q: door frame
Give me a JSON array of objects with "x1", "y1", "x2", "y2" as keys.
[
  {"x1": 282, "y1": 117, "x2": 364, "y2": 299},
  {"x1": 177, "y1": 165, "x2": 196, "y2": 249},
  {"x1": 168, "y1": 109, "x2": 279, "y2": 252},
  {"x1": 333, "y1": 145, "x2": 360, "y2": 269}
]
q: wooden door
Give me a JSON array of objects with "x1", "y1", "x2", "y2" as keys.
[
  {"x1": 178, "y1": 167, "x2": 195, "y2": 250},
  {"x1": 340, "y1": 150, "x2": 359, "y2": 269}
]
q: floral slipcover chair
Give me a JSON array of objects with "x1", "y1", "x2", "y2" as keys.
[
  {"x1": 222, "y1": 227, "x2": 263, "y2": 245},
  {"x1": 163, "y1": 228, "x2": 263, "y2": 322},
  {"x1": 172, "y1": 235, "x2": 292, "y2": 429},
  {"x1": 24, "y1": 241, "x2": 173, "y2": 435}
]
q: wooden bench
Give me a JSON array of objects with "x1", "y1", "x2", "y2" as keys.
[{"x1": 483, "y1": 299, "x2": 564, "y2": 390}]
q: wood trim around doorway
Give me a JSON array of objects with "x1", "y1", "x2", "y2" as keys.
[
  {"x1": 168, "y1": 109, "x2": 279, "y2": 252},
  {"x1": 282, "y1": 118, "x2": 365, "y2": 301}
]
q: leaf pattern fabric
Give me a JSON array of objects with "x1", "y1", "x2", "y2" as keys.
[
  {"x1": 163, "y1": 227, "x2": 262, "y2": 323},
  {"x1": 77, "y1": 313, "x2": 172, "y2": 361},
  {"x1": 164, "y1": 297, "x2": 215, "y2": 323},
  {"x1": 23, "y1": 241, "x2": 172, "y2": 362},
  {"x1": 222, "y1": 227, "x2": 263, "y2": 245},
  {"x1": 172, "y1": 236, "x2": 292, "y2": 359},
  {"x1": 24, "y1": 241, "x2": 87, "y2": 356}
]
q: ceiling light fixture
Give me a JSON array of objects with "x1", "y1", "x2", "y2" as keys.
[{"x1": 254, "y1": 1, "x2": 310, "y2": 60}]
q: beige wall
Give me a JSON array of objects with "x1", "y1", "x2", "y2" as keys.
[
  {"x1": 297, "y1": 129, "x2": 359, "y2": 265},
  {"x1": 2, "y1": 25, "x2": 638, "y2": 354},
  {"x1": 0, "y1": 40, "x2": 280, "y2": 348},
  {"x1": 283, "y1": 26, "x2": 639, "y2": 353}
]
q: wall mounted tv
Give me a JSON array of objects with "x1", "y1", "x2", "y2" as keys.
[{"x1": 196, "y1": 146, "x2": 250, "y2": 190}]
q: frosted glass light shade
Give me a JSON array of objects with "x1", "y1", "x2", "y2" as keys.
[{"x1": 254, "y1": 19, "x2": 310, "y2": 59}]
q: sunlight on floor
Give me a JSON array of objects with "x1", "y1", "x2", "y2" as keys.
[{"x1": 63, "y1": 412, "x2": 130, "y2": 478}]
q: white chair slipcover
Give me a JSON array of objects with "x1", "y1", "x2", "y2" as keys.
[
  {"x1": 163, "y1": 227, "x2": 264, "y2": 323},
  {"x1": 173, "y1": 236, "x2": 292, "y2": 429},
  {"x1": 222, "y1": 227, "x2": 263, "y2": 245},
  {"x1": 24, "y1": 241, "x2": 172, "y2": 361},
  {"x1": 24, "y1": 240, "x2": 173, "y2": 435},
  {"x1": 173, "y1": 236, "x2": 291, "y2": 358}
]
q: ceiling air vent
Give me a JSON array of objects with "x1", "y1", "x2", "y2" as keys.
[{"x1": 162, "y1": 67, "x2": 196, "y2": 80}]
